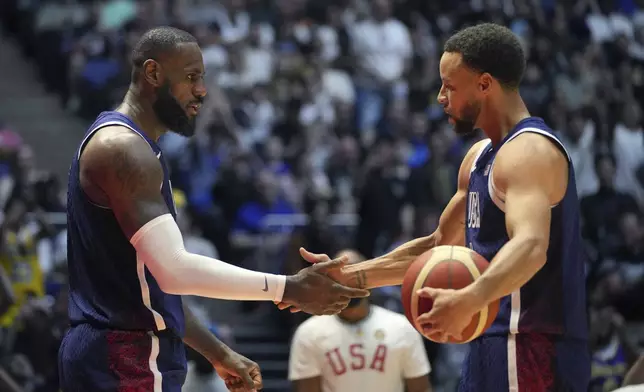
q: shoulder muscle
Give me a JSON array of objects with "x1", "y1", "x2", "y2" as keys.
[
  {"x1": 81, "y1": 127, "x2": 162, "y2": 197},
  {"x1": 493, "y1": 133, "x2": 568, "y2": 204},
  {"x1": 80, "y1": 126, "x2": 169, "y2": 238}
]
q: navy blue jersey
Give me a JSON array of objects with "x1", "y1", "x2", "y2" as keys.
[
  {"x1": 66, "y1": 111, "x2": 184, "y2": 336},
  {"x1": 465, "y1": 117, "x2": 588, "y2": 340}
]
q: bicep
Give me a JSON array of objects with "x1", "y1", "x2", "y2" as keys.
[
  {"x1": 497, "y1": 135, "x2": 567, "y2": 244},
  {"x1": 82, "y1": 129, "x2": 171, "y2": 239},
  {"x1": 113, "y1": 194, "x2": 170, "y2": 240},
  {"x1": 293, "y1": 377, "x2": 322, "y2": 392},
  {"x1": 436, "y1": 189, "x2": 466, "y2": 246},
  {"x1": 504, "y1": 183, "x2": 552, "y2": 242}
]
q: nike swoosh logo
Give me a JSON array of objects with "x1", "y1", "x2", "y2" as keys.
[
  {"x1": 156, "y1": 151, "x2": 162, "y2": 159},
  {"x1": 262, "y1": 276, "x2": 268, "y2": 292}
]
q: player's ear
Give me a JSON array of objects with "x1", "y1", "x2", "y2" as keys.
[
  {"x1": 142, "y1": 59, "x2": 163, "y2": 87},
  {"x1": 479, "y1": 73, "x2": 493, "y2": 94}
]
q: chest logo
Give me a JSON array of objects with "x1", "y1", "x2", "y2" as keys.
[{"x1": 467, "y1": 191, "x2": 481, "y2": 229}]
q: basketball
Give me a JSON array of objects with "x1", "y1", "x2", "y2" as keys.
[{"x1": 401, "y1": 245, "x2": 499, "y2": 344}]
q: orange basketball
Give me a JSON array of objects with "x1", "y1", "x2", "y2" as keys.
[{"x1": 401, "y1": 245, "x2": 499, "y2": 344}]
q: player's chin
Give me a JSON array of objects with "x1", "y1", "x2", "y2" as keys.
[{"x1": 452, "y1": 122, "x2": 476, "y2": 136}]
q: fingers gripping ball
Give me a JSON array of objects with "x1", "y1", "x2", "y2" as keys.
[{"x1": 401, "y1": 245, "x2": 500, "y2": 344}]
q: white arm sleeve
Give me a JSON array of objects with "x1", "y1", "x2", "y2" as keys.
[{"x1": 130, "y1": 214, "x2": 286, "y2": 302}]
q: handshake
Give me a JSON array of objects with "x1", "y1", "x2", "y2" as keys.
[{"x1": 276, "y1": 248, "x2": 369, "y2": 316}]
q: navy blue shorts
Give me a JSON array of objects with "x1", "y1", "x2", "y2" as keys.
[
  {"x1": 58, "y1": 324, "x2": 187, "y2": 392},
  {"x1": 458, "y1": 334, "x2": 590, "y2": 392}
]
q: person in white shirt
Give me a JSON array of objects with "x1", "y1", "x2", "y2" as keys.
[
  {"x1": 288, "y1": 250, "x2": 432, "y2": 392},
  {"x1": 349, "y1": 0, "x2": 412, "y2": 134}
]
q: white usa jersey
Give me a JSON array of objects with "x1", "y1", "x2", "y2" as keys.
[{"x1": 288, "y1": 305, "x2": 431, "y2": 392}]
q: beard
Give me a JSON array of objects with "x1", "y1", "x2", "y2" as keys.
[
  {"x1": 451, "y1": 100, "x2": 480, "y2": 136},
  {"x1": 152, "y1": 81, "x2": 198, "y2": 137}
]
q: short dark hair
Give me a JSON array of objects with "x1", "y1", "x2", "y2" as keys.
[
  {"x1": 131, "y1": 26, "x2": 197, "y2": 79},
  {"x1": 444, "y1": 23, "x2": 525, "y2": 89}
]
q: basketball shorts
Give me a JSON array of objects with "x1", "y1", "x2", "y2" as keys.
[
  {"x1": 58, "y1": 324, "x2": 187, "y2": 392},
  {"x1": 458, "y1": 333, "x2": 590, "y2": 392}
]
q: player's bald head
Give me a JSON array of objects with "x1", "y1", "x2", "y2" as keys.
[{"x1": 334, "y1": 249, "x2": 365, "y2": 265}]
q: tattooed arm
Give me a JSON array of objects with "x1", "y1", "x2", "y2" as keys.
[
  {"x1": 79, "y1": 126, "x2": 170, "y2": 238},
  {"x1": 300, "y1": 139, "x2": 490, "y2": 290},
  {"x1": 79, "y1": 126, "x2": 368, "y2": 314}
]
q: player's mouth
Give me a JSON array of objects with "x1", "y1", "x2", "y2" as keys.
[
  {"x1": 187, "y1": 104, "x2": 201, "y2": 115},
  {"x1": 448, "y1": 116, "x2": 455, "y2": 124}
]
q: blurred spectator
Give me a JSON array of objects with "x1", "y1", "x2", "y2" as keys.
[
  {"x1": 613, "y1": 102, "x2": 644, "y2": 206},
  {"x1": 589, "y1": 305, "x2": 640, "y2": 392},
  {"x1": 581, "y1": 154, "x2": 639, "y2": 259},
  {"x1": 2, "y1": 0, "x2": 644, "y2": 390},
  {"x1": 351, "y1": 0, "x2": 412, "y2": 136}
]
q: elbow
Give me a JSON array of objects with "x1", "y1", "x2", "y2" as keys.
[
  {"x1": 142, "y1": 254, "x2": 184, "y2": 295},
  {"x1": 521, "y1": 236, "x2": 548, "y2": 270},
  {"x1": 155, "y1": 273, "x2": 183, "y2": 295}
]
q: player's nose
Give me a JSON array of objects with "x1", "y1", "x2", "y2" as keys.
[
  {"x1": 193, "y1": 83, "x2": 207, "y2": 99},
  {"x1": 437, "y1": 92, "x2": 447, "y2": 105}
]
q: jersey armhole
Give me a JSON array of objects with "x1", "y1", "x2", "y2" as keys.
[
  {"x1": 77, "y1": 121, "x2": 155, "y2": 210},
  {"x1": 470, "y1": 139, "x2": 491, "y2": 173},
  {"x1": 488, "y1": 127, "x2": 572, "y2": 212}
]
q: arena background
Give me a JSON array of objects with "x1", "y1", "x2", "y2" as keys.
[{"x1": 0, "y1": 0, "x2": 643, "y2": 391}]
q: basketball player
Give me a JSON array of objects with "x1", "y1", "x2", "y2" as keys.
[
  {"x1": 59, "y1": 26, "x2": 368, "y2": 392},
  {"x1": 285, "y1": 23, "x2": 591, "y2": 391},
  {"x1": 288, "y1": 250, "x2": 432, "y2": 392}
]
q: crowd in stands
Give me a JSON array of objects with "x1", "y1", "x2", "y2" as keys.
[{"x1": 1, "y1": 0, "x2": 644, "y2": 390}]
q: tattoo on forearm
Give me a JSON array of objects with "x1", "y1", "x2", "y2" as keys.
[
  {"x1": 355, "y1": 271, "x2": 367, "y2": 289},
  {"x1": 405, "y1": 237, "x2": 435, "y2": 260}
]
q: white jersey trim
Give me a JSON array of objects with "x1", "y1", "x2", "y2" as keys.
[
  {"x1": 148, "y1": 332, "x2": 164, "y2": 392},
  {"x1": 507, "y1": 333, "x2": 519, "y2": 392},
  {"x1": 487, "y1": 127, "x2": 571, "y2": 213},
  {"x1": 136, "y1": 254, "x2": 167, "y2": 331},
  {"x1": 470, "y1": 139, "x2": 491, "y2": 173}
]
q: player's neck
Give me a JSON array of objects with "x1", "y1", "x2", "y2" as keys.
[
  {"x1": 117, "y1": 87, "x2": 166, "y2": 142},
  {"x1": 484, "y1": 92, "x2": 531, "y2": 146}
]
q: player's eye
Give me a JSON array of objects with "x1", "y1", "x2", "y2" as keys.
[{"x1": 187, "y1": 74, "x2": 202, "y2": 82}]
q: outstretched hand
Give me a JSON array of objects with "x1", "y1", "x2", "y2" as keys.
[
  {"x1": 299, "y1": 247, "x2": 332, "y2": 264},
  {"x1": 276, "y1": 248, "x2": 358, "y2": 313},
  {"x1": 279, "y1": 252, "x2": 369, "y2": 316}
]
